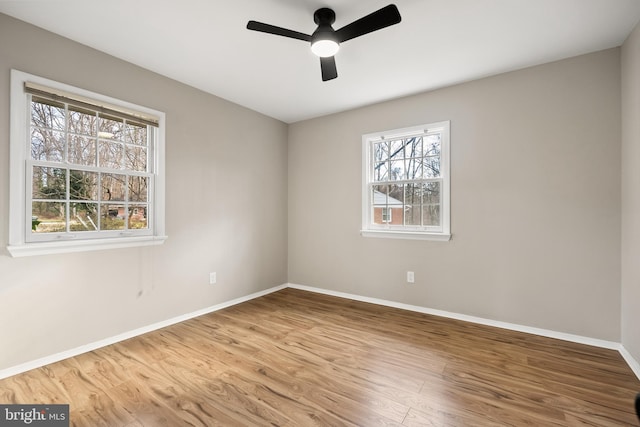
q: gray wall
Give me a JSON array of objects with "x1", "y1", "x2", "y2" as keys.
[
  {"x1": 289, "y1": 48, "x2": 622, "y2": 341},
  {"x1": 622, "y1": 21, "x2": 640, "y2": 366},
  {"x1": 0, "y1": 14, "x2": 288, "y2": 371}
]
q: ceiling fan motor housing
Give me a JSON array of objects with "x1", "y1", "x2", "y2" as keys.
[
  {"x1": 311, "y1": 8, "x2": 339, "y2": 57},
  {"x1": 314, "y1": 8, "x2": 336, "y2": 25},
  {"x1": 311, "y1": 8, "x2": 339, "y2": 47}
]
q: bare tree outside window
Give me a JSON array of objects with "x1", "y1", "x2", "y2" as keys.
[
  {"x1": 371, "y1": 134, "x2": 441, "y2": 227},
  {"x1": 29, "y1": 97, "x2": 151, "y2": 234}
]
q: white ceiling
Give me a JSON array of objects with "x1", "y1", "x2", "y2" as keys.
[{"x1": 1, "y1": 0, "x2": 640, "y2": 123}]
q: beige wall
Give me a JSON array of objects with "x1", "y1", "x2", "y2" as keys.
[
  {"x1": 622, "y1": 21, "x2": 640, "y2": 365},
  {"x1": 289, "y1": 49, "x2": 622, "y2": 341},
  {"x1": 0, "y1": 14, "x2": 288, "y2": 370}
]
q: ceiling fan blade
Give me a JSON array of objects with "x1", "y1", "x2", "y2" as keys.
[
  {"x1": 335, "y1": 4, "x2": 401, "y2": 43},
  {"x1": 247, "y1": 21, "x2": 312, "y2": 42},
  {"x1": 320, "y1": 56, "x2": 338, "y2": 81}
]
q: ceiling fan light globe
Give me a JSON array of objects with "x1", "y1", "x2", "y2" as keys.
[{"x1": 311, "y1": 39, "x2": 339, "y2": 57}]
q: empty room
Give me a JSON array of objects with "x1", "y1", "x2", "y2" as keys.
[{"x1": 1, "y1": 0, "x2": 640, "y2": 425}]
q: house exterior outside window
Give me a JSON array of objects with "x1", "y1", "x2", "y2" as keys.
[
  {"x1": 361, "y1": 121, "x2": 451, "y2": 241},
  {"x1": 374, "y1": 191, "x2": 402, "y2": 224}
]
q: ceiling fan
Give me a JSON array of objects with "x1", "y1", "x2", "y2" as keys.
[{"x1": 246, "y1": 4, "x2": 401, "y2": 81}]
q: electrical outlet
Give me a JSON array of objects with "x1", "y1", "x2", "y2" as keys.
[
  {"x1": 407, "y1": 271, "x2": 415, "y2": 283},
  {"x1": 209, "y1": 272, "x2": 217, "y2": 285}
]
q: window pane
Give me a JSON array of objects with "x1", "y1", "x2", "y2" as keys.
[
  {"x1": 423, "y1": 204, "x2": 440, "y2": 226},
  {"x1": 101, "y1": 204, "x2": 125, "y2": 230},
  {"x1": 70, "y1": 170, "x2": 98, "y2": 200},
  {"x1": 69, "y1": 106, "x2": 97, "y2": 136},
  {"x1": 424, "y1": 156, "x2": 441, "y2": 178},
  {"x1": 125, "y1": 146, "x2": 147, "y2": 172},
  {"x1": 404, "y1": 184, "x2": 422, "y2": 226},
  {"x1": 373, "y1": 141, "x2": 389, "y2": 161},
  {"x1": 390, "y1": 159, "x2": 406, "y2": 180},
  {"x1": 68, "y1": 135, "x2": 97, "y2": 166},
  {"x1": 423, "y1": 182, "x2": 441, "y2": 226},
  {"x1": 126, "y1": 122, "x2": 147, "y2": 146},
  {"x1": 372, "y1": 185, "x2": 387, "y2": 205},
  {"x1": 388, "y1": 184, "x2": 404, "y2": 209},
  {"x1": 31, "y1": 128, "x2": 64, "y2": 161},
  {"x1": 31, "y1": 98, "x2": 65, "y2": 131},
  {"x1": 424, "y1": 134, "x2": 441, "y2": 156},
  {"x1": 32, "y1": 166, "x2": 66, "y2": 200},
  {"x1": 423, "y1": 182, "x2": 441, "y2": 204},
  {"x1": 99, "y1": 115, "x2": 124, "y2": 141},
  {"x1": 129, "y1": 205, "x2": 148, "y2": 229},
  {"x1": 99, "y1": 140, "x2": 124, "y2": 169},
  {"x1": 405, "y1": 136, "x2": 423, "y2": 158},
  {"x1": 389, "y1": 139, "x2": 405, "y2": 159},
  {"x1": 404, "y1": 204, "x2": 422, "y2": 226},
  {"x1": 372, "y1": 185, "x2": 388, "y2": 225},
  {"x1": 373, "y1": 161, "x2": 388, "y2": 182},
  {"x1": 31, "y1": 202, "x2": 66, "y2": 233},
  {"x1": 101, "y1": 173, "x2": 126, "y2": 201},
  {"x1": 128, "y1": 176, "x2": 148, "y2": 202},
  {"x1": 70, "y1": 202, "x2": 98, "y2": 232},
  {"x1": 372, "y1": 141, "x2": 389, "y2": 182},
  {"x1": 405, "y1": 157, "x2": 423, "y2": 180}
]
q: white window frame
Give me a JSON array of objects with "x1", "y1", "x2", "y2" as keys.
[
  {"x1": 8, "y1": 70, "x2": 167, "y2": 257},
  {"x1": 361, "y1": 121, "x2": 451, "y2": 241}
]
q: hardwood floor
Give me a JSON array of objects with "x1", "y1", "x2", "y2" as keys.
[{"x1": 1, "y1": 288, "x2": 639, "y2": 426}]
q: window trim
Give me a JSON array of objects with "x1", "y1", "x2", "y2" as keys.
[
  {"x1": 8, "y1": 70, "x2": 167, "y2": 257},
  {"x1": 361, "y1": 121, "x2": 451, "y2": 241}
]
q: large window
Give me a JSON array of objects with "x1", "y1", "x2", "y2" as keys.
[
  {"x1": 8, "y1": 70, "x2": 166, "y2": 256},
  {"x1": 362, "y1": 121, "x2": 450, "y2": 240}
]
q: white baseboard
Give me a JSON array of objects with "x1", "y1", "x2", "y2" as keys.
[
  {"x1": 287, "y1": 283, "x2": 640, "y2": 381},
  {"x1": 0, "y1": 284, "x2": 287, "y2": 380},
  {"x1": 619, "y1": 345, "x2": 640, "y2": 380},
  {"x1": 3, "y1": 282, "x2": 639, "y2": 383}
]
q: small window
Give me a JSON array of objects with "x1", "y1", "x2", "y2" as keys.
[
  {"x1": 361, "y1": 121, "x2": 451, "y2": 241},
  {"x1": 381, "y1": 207, "x2": 392, "y2": 223},
  {"x1": 8, "y1": 70, "x2": 167, "y2": 256}
]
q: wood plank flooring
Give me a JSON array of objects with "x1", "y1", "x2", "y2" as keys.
[{"x1": 1, "y1": 288, "x2": 639, "y2": 426}]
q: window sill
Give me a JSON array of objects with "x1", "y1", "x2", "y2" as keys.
[
  {"x1": 6, "y1": 235, "x2": 168, "y2": 257},
  {"x1": 360, "y1": 230, "x2": 451, "y2": 241}
]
